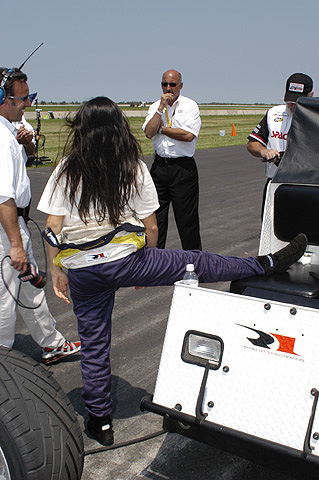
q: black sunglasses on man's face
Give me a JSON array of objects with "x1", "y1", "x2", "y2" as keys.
[{"x1": 161, "y1": 82, "x2": 178, "y2": 87}]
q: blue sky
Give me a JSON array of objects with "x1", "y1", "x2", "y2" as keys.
[{"x1": 2, "y1": 0, "x2": 318, "y2": 104}]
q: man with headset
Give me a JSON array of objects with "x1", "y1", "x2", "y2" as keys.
[{"x1": 0, "y1": 67, "x2": 80, "y2": 364}]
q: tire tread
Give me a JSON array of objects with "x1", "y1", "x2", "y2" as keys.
[{"x1": 0, "y1": 347, "x2": 83, "y2": 479}]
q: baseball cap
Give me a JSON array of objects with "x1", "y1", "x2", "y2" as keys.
[{"x1": 284, "y1": 73, "x2": 313, "y2": 102}]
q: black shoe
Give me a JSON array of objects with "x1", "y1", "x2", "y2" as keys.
[
  {"x1": 257, "y1": 233, "x2": 307, "y2": 276},
  {"x1": 87, "y1": 414, "x2": 114, "y2": 446}
]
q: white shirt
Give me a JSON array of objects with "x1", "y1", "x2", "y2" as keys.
[
  {"x1": 12, "y1": 116, "x2": 35, "y2": 169},
  {"x1": 249, "y1": 105, "x2": 293, "y2": 178},
  {"x1": 142, "y1": 95, "x2": 201, "y2": 158},
  {"x1": 12, "y1": 116, "x2": 34, "y2": 134},
  {"x1": 37, "y1": 160, "x2": 160, "y2": 268},
  {"x1": 0, "y1": 115, "x2": 31, "y2": 207},
  {"x1": 12, "y1": 116, "x2": 35, "y2": 153}
]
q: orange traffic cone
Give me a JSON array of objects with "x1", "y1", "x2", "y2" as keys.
[{"x1": 232, "y1": 123, "x2": 236, "y2": 136}]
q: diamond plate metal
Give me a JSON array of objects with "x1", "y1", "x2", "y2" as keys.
[{"x1": 153, "y1": 283, "x2": 319, "y2": 454}]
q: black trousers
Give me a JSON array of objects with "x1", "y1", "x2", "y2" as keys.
[{"x1": 150, "y1": 154, "x2": 202, "y2": 250}]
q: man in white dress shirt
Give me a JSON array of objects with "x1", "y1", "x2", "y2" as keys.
[
  {"x1": 143, "y1": 69, "x2": 202, "y2": 250},
  {"x1": 0, "y1": 67, "x2": 80, "y2": 364}
]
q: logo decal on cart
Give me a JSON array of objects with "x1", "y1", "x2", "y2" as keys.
[{"x1": 237, "y1": 324, "x2": 300, "y2": 357}]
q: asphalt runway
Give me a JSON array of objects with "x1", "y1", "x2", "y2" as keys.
[{"x1": 14, "y1": 146, "x2": 299, "y2": 479}]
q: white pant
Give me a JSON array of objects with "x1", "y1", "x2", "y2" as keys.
[{"x1": 0, "y1": 217, "x2": 65, "y2": 349}]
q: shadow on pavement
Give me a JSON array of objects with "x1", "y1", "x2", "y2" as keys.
[{"x1": 141, "y1": 433, "x2": 294, "y2": 480}]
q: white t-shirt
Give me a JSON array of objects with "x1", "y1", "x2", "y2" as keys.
[
  {"x1": 0, "y1": 115, "x2": 31, "y2": 207},
  {"x1": 142, "y1": 95, "x2": 201, "y2": 158},
  {"x1": 37, "y1": 159, "x2": 160, "y2": 268}
]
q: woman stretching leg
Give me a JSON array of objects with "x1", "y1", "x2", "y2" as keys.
[{"x1": 37, "y1": 97, "x2": 307, "y2": 445}]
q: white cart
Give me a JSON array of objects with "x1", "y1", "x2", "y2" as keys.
[{"x1": 141, "y1": 97, "x2": 319, "y2": 478}]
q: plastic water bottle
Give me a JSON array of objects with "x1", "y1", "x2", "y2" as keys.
[{"x1": 182, "y1": 264, "x2": 199, "y2": 286}]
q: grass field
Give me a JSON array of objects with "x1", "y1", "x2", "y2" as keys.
[
  {"x1": 28, "y1": 114, "x2": 261, "y2": 165},
  {"x1": 26, "y1": 104, "x2": 273, "y2": 112}
]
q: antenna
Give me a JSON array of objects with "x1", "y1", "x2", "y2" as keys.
[{"x1": 18, "y1": 42, "x2": 44, "y2": 70}]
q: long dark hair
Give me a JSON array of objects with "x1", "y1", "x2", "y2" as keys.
[{"x1": 56, "y1": 97, "x2": 142, "y2": 227}]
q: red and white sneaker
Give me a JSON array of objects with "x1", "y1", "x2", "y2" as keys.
[{"x1": 42, "y1": 340, "x2": 81, "y2": 365}]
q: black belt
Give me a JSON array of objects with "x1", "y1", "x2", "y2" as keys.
[
  {"x1": 17, "y1": 206, "x2": 30, "y2": 223},
  {"x1": 17, "y1": 208, "x2": 26, "y2": 217},
  {"x1": 42, "y1": 222, "x2": 145, "y2": 251},
  {"x1": 155, "y1": 153, "x2": 193, "y2": 164}
]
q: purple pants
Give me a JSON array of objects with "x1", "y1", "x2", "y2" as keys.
[{"x1": 68, "y1": 247, "x2": 264, "y2": 417}]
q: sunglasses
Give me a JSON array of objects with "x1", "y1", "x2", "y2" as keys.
[
  {"x1": 7, "y1": 92, "x2": 37, "y2": 104},
  {"x1": 161, "y1": 82, "x2": 178, "y2": 87}
]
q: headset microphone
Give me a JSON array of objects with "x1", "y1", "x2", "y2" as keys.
[{"x1": 0, "y1": 42, "x2": 44, "y2": 105}]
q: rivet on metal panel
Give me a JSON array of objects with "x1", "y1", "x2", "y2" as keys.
[
  {"x1": 207, "y1": 401, "x2": 214, "y2": 408},
  {"x1": 223, "y1": 366, "x2": 229, "y2": 373},
  {"x1": 313, "y1": 433, "x2": 319, "y2": 440},
  {"x1": 264, "y1": 303, "x2": 271, "y2": 310},
  {"x1": 290, "y1": 307, "x2": 297, "y2": 315},
  {"x1": 174, "y1": 403, "x2": 182, "y2": 411}
]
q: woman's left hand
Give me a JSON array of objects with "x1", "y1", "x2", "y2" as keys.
[{"x1": 51, "y1": 267, "x2": 70, "y2": 304}]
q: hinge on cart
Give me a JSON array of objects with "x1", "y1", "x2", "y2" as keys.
[
  {"x1": 195, "y1": 362, "x2": 210, "y2": 423},
  {"x1": 303, "y1": 387, "x2": 319, "y2": 458}
]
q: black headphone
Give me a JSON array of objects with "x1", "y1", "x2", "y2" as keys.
[{"x1": 0, "y1": 68, "x2": 15, "y2": 106}]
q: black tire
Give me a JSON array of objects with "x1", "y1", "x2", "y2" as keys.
[{"x1": 0, "y1": 347, "x2": 84, "y2": 479}]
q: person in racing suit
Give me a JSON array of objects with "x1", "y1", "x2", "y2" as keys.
[{"x1": 247, "y1": 72, "x2": 313, "y2": 216}]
